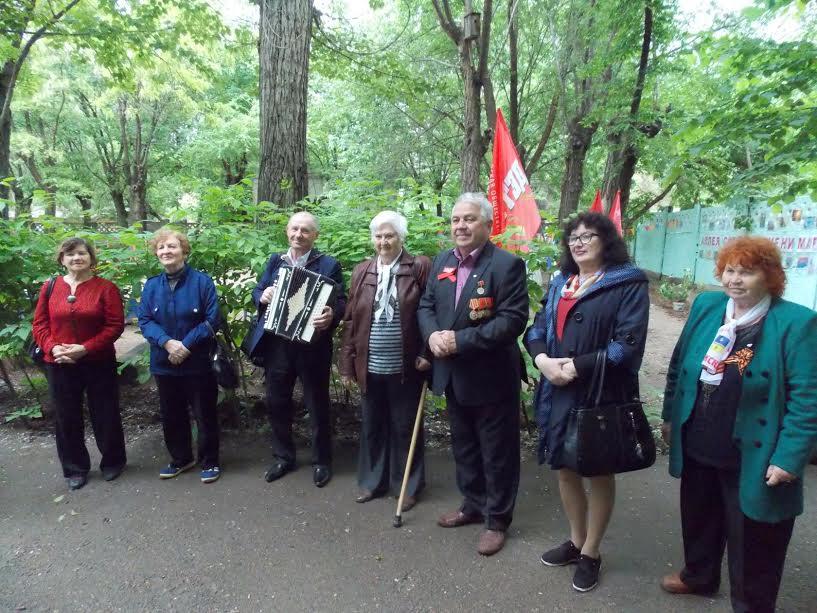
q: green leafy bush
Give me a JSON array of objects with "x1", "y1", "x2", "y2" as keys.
[{"x1": 0, "y1": 180, "x2": 560, "y2": 410}]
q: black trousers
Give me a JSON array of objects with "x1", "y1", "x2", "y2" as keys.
[
  {"x1": 264, "y1": 342, "x2": 332, "y2": 466},
  {"x1": 445, "y1": 385, "x2": 520, "y2": 531},
  {"x1": 358, "y1": 373, "x2": 425, "y2": 497},
  {"x1": 155, "y1": 372, "x2": 220, "y2": 469},
  {"x1": 680, "y1": 455, "x2": 794, "y2": 613},
  {"x1": 46, "y1": 361, "x2": 126, "y2": 478}
]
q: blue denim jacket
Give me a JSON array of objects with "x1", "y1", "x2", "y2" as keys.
[{"x1": 138, "y1": 265, "x2": 220, "y2": 376}]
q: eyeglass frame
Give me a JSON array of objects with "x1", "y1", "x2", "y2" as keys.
[{"x1": 566, "y1": 232, "x2": 599, "y2": 246}]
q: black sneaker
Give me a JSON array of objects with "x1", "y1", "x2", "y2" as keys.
[
  {"x1": 572, "y1": 554, "x2": 602, "y2": 592},
  {"x1": 540, "y1": 540, "x2": 582, "y2": 566}
]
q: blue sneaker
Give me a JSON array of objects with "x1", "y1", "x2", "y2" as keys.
[
  {"x1": 200, "y1": 466, "x2": 221, "y2": 483},
  {"x1": 159, "y1": 460, "x2": 195, "y2": 479}
]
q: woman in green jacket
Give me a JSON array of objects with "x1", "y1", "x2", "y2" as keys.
[{"x1": 660, "y1": 236, "x2": 817, "y2": 612}]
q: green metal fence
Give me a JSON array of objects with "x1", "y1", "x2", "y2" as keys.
[{"x1": 633, "y1": 197, "x2": 817, "y2": 311}]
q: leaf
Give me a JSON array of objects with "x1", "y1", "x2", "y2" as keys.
[{"x1": 53, "y1": 495, "x2": 64, "y2": 503}]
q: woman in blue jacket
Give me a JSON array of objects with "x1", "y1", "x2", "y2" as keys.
[{"x1": 138, "y1": 228, "x2": 221, "y2": 483}]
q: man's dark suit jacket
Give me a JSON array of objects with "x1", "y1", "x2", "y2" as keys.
[{"x1": 417, "y1": 241, "x2": 529, "y2": 406}]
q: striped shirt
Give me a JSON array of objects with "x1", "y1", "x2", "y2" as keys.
[{"x1": 367, "y1": 297, "x2": 403, "y2": 374}]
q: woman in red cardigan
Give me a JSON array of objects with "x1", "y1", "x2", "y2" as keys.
[{"x1": 32, "y1": 237, "x2": 127, "y2": 490}]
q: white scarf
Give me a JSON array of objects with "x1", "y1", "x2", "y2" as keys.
[
  {"x1": 373, "y1": 251, "x2": 402, "y2": 323},
  {"x1": 560, "y1": 270, "x2": 605, "y2": 300},
  {"x1": 700, "y1": 295, "x2": 771, "y2": 385}
]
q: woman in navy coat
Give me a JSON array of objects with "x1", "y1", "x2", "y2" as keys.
[
  {"x1": 138, "y1": 228, "x2": 222, "y2": 484},
  {"x1": 524, "y1": 213, "x2": 649, "y2": 592}
]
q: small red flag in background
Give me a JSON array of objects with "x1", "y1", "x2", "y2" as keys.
[
  {"x1": 488, "y1": 109, "x2": 541, "y2": 250},
  {"x1": 587, "y1": 189, "x2": 622, "y2": 236},
  {"x1": 589, "y1": 190, "x2": 603, "y2": 213},
  {"x1": 609, "y1": 190, "x2": 623, "y2": 235}
]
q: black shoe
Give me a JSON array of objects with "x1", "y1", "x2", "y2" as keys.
[
  {"x1": 540, "y1": 540, "x2": 582, "y2": 567},
  {"x1": 102, "y1": 465, "x2": 125, "y2": 482},
  {"x1": 356, "y1": 489, "x2": 375, "y2": 503},
  {"x1": 572, "y1": 554, "x2": 602, "y2": 592},
  {"x1": 264, "y1": 461, "x2": 293, "y2": 483},
  {"x1": 66, "y1": 474, "x2": 87, "y2": 491},
  {"x1": 313, "y1": 465, "x2": 331, "y2": 488}
]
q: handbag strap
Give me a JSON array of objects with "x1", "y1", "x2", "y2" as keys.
[
  {"x1": 204, "y1": 320, "x2": 217, "y2": 340},
  {"x1": 39, "y1": 275, "x2": 57, "y2": 313},
  {"x1": 206, "y1": 302, "x2": 240, "y2": 354},
  {"x1": 583, "y1": 349, "x2": 608, "y2": 407},
  {"x1": 45, "y1": 276, "x2": 57, "y2": 300}
]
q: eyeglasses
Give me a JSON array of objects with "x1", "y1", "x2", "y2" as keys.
[{"x1": 567, "y1": 232, "x2": 599, "y2": 246}]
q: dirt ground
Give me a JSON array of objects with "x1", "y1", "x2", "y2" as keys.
[{"x1": 3, "y1": 300, "x2": 817, "y2": 611}]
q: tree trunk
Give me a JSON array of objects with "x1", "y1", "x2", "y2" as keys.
[
  {"x1": 223, "y1": 152, "x2": 248, "y2": 186},
  {"x1": 460, "y1": 46, "x2": 483, "y2": 192},
  {"x1": 11, "y1": 180, "x2": 31, "y2": 215},
  {"x1": 508, "y1": 0, "x2": 520, "y2": 148},
  {"x1": 130, "y1": 167, "x2": 147, "y2": 222},
  {"x1": 258, "y1": 0, "x2": 312, "y2": 207},
  {"x1": 559, "y1": 117, "x2": 597, "y2": 220},
  {"x1": 0, "y1": 61, "x2": 13, "y2": 217},
  {"x1": 111, "y1": 189, "x2": 128, "y2": 227},
  {"x1": 20, "y1": 153, "x2": 56, "y2": 215},
  {"x1": 76, "y1": 194, "x2": 93, "y2": 226},
  {"x1": 601, "y1": 6, "x2": 654, "y2": 219}
]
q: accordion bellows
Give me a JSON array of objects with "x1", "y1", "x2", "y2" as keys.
[{"x1": 262, "y1": 266, "x2": 337, "y2": 343}]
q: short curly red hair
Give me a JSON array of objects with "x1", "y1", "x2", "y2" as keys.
[{"x1": 715, "y1": 236, "x2": 786, "y2": 298}]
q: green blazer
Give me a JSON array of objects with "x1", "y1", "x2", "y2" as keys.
[{"x1": 662, "y1": 291, "x2": 817, "y2": 522}]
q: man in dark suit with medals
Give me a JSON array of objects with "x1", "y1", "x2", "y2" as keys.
[
  {"x1": 417, "y1": 192, "x2": 529, "y2": 556},
  {"x1": 244, "y1": 212, "x2": 346, "y2": 488}
]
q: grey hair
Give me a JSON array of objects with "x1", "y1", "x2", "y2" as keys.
[
  {"x1": 369, "y1": 210, "x2": 408, "y2": 241},
  {"x1": 455, "y1": 192, "x2": 493, "y2": 226},
  {"x1": 288, "y1": 211, "x2": 319, "y2": 232}
]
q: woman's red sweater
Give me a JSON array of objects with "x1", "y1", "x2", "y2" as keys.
[{"x1": 32, "y1": 276, "x2": 125, "y2": 363}]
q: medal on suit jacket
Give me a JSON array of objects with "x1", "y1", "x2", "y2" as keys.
[
  {"x1": 468, "y1": 296, "x2": 494, "y2": 320},
  {"x1": 476, "y1": 280, "x2": 485, "y2": 295}
]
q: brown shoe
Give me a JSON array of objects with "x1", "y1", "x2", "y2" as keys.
[
  {"x1": 437, "y1": 509, "x2": 482, "y2": 528},
  {"x1": 661, "y1": 572, "x2": 693, "y2": 594},
  {"x1": 400, "y1": 496, "x2": 417, "y2": 512},
  {"x1": 477, "y1": 529, "x2": 506, "y2": 556}
]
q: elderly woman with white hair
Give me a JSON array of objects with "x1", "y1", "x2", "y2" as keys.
[{"x1": 339, "y1": 210, "x2": 432, "y2": 511}]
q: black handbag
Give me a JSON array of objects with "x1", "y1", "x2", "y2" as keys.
[
  {"x1": 205, "y1": 321, "x2": 239, "y2": 390},
  {"x1": 562, "y1": 350, "x2": 656, "y2": 477},
  {"x1": 27, "y1": 276, "x2": 58, "y2": 364}
]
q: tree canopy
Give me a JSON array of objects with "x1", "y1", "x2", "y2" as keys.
[{"x1": 1, "y1": 0, "x2": 814, "y2": 225}]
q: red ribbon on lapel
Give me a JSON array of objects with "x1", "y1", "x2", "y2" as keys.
[{"x1": 437, "y1": 266, "x2": 457, "y2": 282}]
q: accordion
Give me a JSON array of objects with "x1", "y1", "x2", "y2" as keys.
[{"x1": 262, "y1": 266, "x2": 338, "y2": 343}]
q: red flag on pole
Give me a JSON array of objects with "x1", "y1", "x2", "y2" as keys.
[
  {"x1": 488, "y1": 109, "x2": 541, "y2": 250},
  {"x1": 609, "y1": 189, "x2": 623, "y2": 235},
  {"x1": 589, "y1": 190, "x2": 603, "y2": 213}
]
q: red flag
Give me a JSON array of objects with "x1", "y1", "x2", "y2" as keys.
[
  {"x1": 589, "y1": 190, "x2": 603, "y2": 213},
  {"x1": 609, "y1": 190, "x2": 623, "y2": 235},
  {"x1": 488, "y1": 109, "x2": 541, "y2": 251}
]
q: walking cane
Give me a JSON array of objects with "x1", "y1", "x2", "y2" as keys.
[{"x1": 393, "y1": 381, "x2": 428, "y2": 528}]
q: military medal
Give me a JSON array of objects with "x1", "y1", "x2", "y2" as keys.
[
  {"x1": 477, "y1": 280, "x2": 485, "y2": 295},
  {"x1": 470, "y1": 310, "x2": 479, "y2": 320}
]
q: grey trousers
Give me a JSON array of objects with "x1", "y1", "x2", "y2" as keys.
[{"x1": 357, "y1": 372, "x2": 425, "y2": 497}]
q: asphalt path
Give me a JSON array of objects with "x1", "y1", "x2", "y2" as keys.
[{"x1": 1, "y1": 429, "x2": 815, "y2": 612}]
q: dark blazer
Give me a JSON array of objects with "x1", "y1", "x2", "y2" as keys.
[
  {"x1": 138, "y1": 265, "x2": 220, "y2": 376},
  {"x1": 663, "y1": 291, "x2": 817, "y2": 522},
  {"x1": 243, "y1": 249, "x2": 346, "y2": 363},
  {"x1": 417, "y1": 241, "x2": 528, "y2": 406},
  {"x1": 339, "y1": 250, "x2": 431, "y2": 393}
]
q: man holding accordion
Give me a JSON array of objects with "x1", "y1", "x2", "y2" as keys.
[{"x1": 244, "y1": 212, "x2": 346, "y2": 488}]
